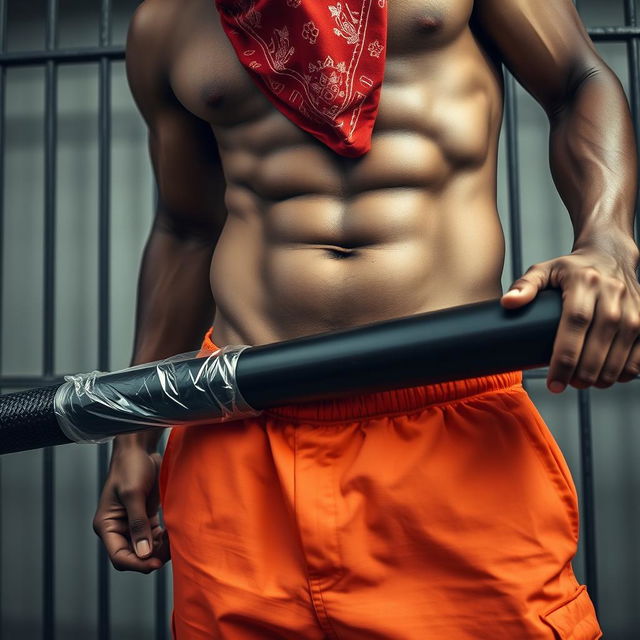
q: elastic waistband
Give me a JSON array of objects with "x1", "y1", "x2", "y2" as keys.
[{"x1": 200, "y1": 328, "x2": 523, "y2": 423}]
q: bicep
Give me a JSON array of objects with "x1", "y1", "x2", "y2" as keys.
[
  {"x1": 148, "y1": 107, "x2": 227, "y2": 242},
  {"x1": 472, "y1": 0, "x2": 604, "y2": 114},
  {"x1": 126, "y1": 1, "x2": 227, "y2": 242}
]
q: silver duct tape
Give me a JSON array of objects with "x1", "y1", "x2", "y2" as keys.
[{"x1": 53, "y1": 345, "x2": 261, "y2": 444}]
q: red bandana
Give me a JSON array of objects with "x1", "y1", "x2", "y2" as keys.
[{"x1": 215, "y1": 0, "x2": 387, "y2": 157}]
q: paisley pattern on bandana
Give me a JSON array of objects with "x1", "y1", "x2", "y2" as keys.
[{"x1": 215, "y1": 0, "x2": 387, "y2": 157}]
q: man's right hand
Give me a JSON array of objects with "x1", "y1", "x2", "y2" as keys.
[{"x1": 93, "y1": 443, "x2": 170, "y2": 573}]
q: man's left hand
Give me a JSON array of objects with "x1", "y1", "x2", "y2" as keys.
[{"x1": 500, "y1": 246, "x2": 640, "y2": 393}]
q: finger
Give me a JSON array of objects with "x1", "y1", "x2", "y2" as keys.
[
  {"x1": 153, "y1": 528, "x2": 172, "y2": 565},
  {"x1": 618, "y1": 335, "x2": 640, "y2": 382},
  {"x1": 93, "y1": 507, "x2": 166, "y2": 573},
  {"x1": 570, "y1": 284, "x2": 625, "y2": 388},
  {"x1": 593, "y1": 303, "x2": 640, "y2": 388},
  {"x1": 148, "y1": 512, "x2": 169, "y2": 556},
  {"x1": 119, "y1": 489, "x2": 154, "y2": 559},
  {"x1": 95, "y1": 516, "x2": 164, "y2": 573},
  {"x1": 501, "y1": 264, "x2": 549, "y2": 308},
  {"x1": 547, "y1": 281, "x2": 598, "y2": 392}
]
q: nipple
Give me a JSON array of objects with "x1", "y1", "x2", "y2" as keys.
[{"x1": 416, "y1": 15, "x2": 441, "y2": 31}]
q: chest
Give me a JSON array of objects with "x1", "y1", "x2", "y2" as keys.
[{"x1": 170, "y1": 0, "x2": 475, "y2": 126}]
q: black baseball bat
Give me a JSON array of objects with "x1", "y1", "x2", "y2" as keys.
[{"x1": 0, "y1": 288, "x2": 563, "y2": 455}]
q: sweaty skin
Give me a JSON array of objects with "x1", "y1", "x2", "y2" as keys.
[{"x1": 94, "y1": 0, "x2": 639, "y2": 573}]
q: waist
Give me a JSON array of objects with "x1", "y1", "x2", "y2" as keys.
[{"x1": 210, "y1": 242, "x2": 504, "y2": 344}]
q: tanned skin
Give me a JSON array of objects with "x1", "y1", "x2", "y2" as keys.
[{"x1": 94, "y1": 0, "x2": 640, "y2": 573}]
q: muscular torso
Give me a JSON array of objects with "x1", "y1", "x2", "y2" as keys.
[{"x1": 167, "y1": 0, "x2": 505, "y2": 346}]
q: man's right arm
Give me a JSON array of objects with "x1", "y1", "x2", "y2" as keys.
[{"x1": 94, "y1": 0, "x2": 228, "y2": 572}]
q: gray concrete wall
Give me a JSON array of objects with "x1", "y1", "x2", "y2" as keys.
[{"x1": 1, "y1": 1, "x2": 638, "y2": 638}]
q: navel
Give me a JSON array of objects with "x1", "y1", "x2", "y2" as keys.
[{"x1": 325, "y1": 247, "x2": 359, "y2": 260}]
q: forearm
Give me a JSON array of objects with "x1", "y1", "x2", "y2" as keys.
[
  {"x1": 115, "y1": 221, "x2": 216, "y2": 453},
  {"x1": 548, "y1": 66, "x2": 639, "y2": 259}
]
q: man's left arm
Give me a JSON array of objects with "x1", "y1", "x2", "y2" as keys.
[{"x1": 473, "y1": 0, "x2": 640, "y2": 392}]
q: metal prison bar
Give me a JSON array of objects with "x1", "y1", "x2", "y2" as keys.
[{"x1": 0, "y1": 0, "x2": 638, "y2": 637}]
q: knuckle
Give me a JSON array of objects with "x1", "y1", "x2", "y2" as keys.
[
  {"x1": 609, "y1": 279, "x2": 626, "y2": 294},
  {"x1": 579, "y1": 367, "x2": 598, "y2": 381},
  {"x1": 599, "y1": 370, "x2": 618, "y2": 384},
  {"x1": 582, "y1": 366, "x2": 599, "y2": 379},
  {"x1": 567, "y1": 310, "x2": 591, "y2": 329},
  {"x1": 626, "y1": 314, "x2": 640, "y2": 333},
  {"x1": 557, "y1": 352, "x2": 578, "y2": 369},
  {"x1": 602, "y1": 309, "x2": 622, "y2": 326},
  {"x1": 582, "y1": 267, "x2": 601, "y2": 285},
  {"x1": 129, "y1": 518, "x2": 148, "y2": 535}
]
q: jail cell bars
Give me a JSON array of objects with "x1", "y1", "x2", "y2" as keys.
[{"x1": 0, "y1": 1, "x2": 639, "y2": 638}]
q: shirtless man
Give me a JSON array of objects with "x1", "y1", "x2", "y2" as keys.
[{"x1": 94, "y1": 0, "x2": 639, "y2": 637}]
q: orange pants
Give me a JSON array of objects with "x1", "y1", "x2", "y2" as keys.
[{"x1": 159, "y1": 328, "x2": 602, "y2": 640}]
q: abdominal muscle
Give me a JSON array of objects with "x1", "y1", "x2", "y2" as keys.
[
  {"x1": 207, "y1": 36, "x2": 506, "y2": 347},
  {"x1": 209, "y1": 180, "x2": 507, "y2": 346}
]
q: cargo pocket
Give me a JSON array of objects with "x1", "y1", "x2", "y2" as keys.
[{"x1": 540, "y1": 585, "x2": 602, "y2": 640}]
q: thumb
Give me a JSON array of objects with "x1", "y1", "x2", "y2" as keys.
[
  {"x1": 501, "y1": 265, "x2": 550, "y2": 308},
  {"x1": 121, "y1": 490, "x2": 154, "y2": 558}
]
